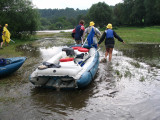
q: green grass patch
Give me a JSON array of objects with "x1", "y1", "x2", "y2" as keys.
[
  {"x1": 0, "y1": 38, "x2": 37, "y2": 57},
  {"x1": 36, "y1": 33, "x2": 56, "y2": 38},
  {"x1": 124, "y1": 70, "x2": 132, "y2": 78},
  {"x1": 115, "y1": 70, "x2": 123, "y2": 78},
  {"x1": 129, "y1": 61, "x2": 141, "y2": 68},
  {"x1": 0, "y1": 97, "x2": 16, "y2": 103},
  {"x1": 115, "y1": 27, "x2": 160, "y2": 44},
  {"x1": 139, "y1": 76, "x2": 145, "y2": 82}
]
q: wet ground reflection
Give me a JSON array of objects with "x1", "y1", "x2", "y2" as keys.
[
  {"x1": 0, "y1": 38, "x2": 160, "y2": 120},
  {"x1": 119, "y1": 44, "x2": 160, "y2": 68}
]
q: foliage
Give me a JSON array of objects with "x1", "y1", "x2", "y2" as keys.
[
  {"x1": 38, "y1": 8, "x2": 88, "y2": 30},
  {"x1": 113, "y1": 0, "x2": 160, "y2": 26},
  {"x1": 87, "y1": 2, "x2": 112, "y2": 27},
  {"x1": 38, "y1": 0, "x2": 160, "y2": 29},
  {"x1": 0, "y1": 0, "x2": 40, "y2": 38},
  {"x1": 39, "y1": 8, "x2": 87, "y2": 20}
]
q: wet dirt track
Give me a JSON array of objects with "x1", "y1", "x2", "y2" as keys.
[{"x1": 0, "y1": 36, "x2": 160, "y2": 120}]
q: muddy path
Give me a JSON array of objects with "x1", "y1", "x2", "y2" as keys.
[{"x1": 0, "y1": 33, "x2": 160, "y2": 120}]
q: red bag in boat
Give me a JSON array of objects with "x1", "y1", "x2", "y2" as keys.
[{"x1": 59, "y1": 58, "x2": 74, "y2": 62}]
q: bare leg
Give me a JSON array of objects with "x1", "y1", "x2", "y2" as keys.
[
  {"x1": 0, "y1": 42, "x2": 3, "y2": 48},
  {"x1": 3, "y1": 41, "x2": 5, "y2": 46},
  {"x1": 108, "y1": 48, "x2": 113, "y2": 62},
  {"x1": 105, "y1": 48, "x2": 109, "y2": 59}
]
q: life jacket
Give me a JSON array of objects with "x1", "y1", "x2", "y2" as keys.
[
  {"x1": 105, "y1": 29, "x2": 114, "y2": 39},
  {"x1": 87, "y1": 27, "x2": 95, "y2": 48},
  {"x1": 75, "y1": 25, "x2": 83, "y2": 40}
]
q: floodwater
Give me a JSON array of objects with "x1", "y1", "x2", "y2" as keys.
[{"x1": 0, "y1": 35, "x2": 160, "y2": 120}]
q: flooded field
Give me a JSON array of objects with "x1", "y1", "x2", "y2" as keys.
[{"x1": 0, "y1": 35, "x2": 160, "y2": 120}]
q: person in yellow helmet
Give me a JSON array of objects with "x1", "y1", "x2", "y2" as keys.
[
  {"x1": 2, "y1": 24, "x2": 11, "y2": 46},
  {"x1": 98, "y1": 23, "x2": 125, "y2": 62},
  {"x1": 83, "y1": 21, "x2": 101, "y2": 48}
]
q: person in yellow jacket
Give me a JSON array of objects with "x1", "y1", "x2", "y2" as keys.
[{"x1": 2, "y1": 24, "x2": 11, "y2": 46}]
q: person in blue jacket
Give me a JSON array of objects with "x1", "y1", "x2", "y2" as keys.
[
  {"x1": 72, "y1": 20, "x2": 85, "y2": 44},
  {"x1": 98, "y1": 23, "x2": 125, "y2": 62},
  {"x1": 0, "y1": 25, "x2": 3, "y2": 49}
]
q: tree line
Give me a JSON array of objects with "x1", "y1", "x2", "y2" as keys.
[
  {"x1": 0, "y1": 0, "x2": 40, "y2": 38},
  {"x1": 114, "y1": 0, "x2": 160, "y2": 26},
  {"x1": 39, "y1": 0, "x2": 160, "y2": 30},
  {"x1": 0, "y1": 0, "x2": 159, "y2": 38},
  {"x1": 38, "y1": 8, "x2": 88, "y2": 30}
]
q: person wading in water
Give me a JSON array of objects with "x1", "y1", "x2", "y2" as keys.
[
  {"x1": 98, "y1": 23, "x2": 125, "y2": 62},
  {"x1": 83, "y1": 21, "x2": 101, "y2": 48}
]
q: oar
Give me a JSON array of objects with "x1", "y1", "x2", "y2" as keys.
[
  {"x1": 82, "y1": 38, "x2": 87, "y2": 47},
  {"x1": 79, "y1": 48, "x2": 100, "y2": 66},
  {"x1": 10, "y1": 39, "x2": 15, "y2": 43},
  {"x1": 5, "y1": 36, "x2": 15, "y2": 43}
]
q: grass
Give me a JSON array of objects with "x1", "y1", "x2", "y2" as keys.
[
  {"x1": 115, "y1": 26, "x2": 160, "y2": 43},
  {"x1": 0, "y1": 97, "x2": 16, "y2": 103},
  {"x1": 124, "y1": 70, "x2": 132, "y2": 78},
  {"x1": 139, "y1": 76, "x2": 145, "y2": 82},
  {"x1": 129, "y1": 61, "x2": 141, "y2": 68},
  {"x1": 0, "y1": 38, "x2": 37, "y2": 57}
]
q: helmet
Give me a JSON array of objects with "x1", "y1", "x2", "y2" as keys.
[
  {"x1": 90, "y1": 21, "x2": 95, "y2": 26},
  {"x1": 106, "y1": 23, "x2": 112, "y2": 29}
]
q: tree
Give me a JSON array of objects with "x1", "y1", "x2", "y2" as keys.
[
  {"x1": 0, "y1": 0, "x2": 40, "y2": 38},
  {"x1": 131, "y1": 0, "x2": 145, "y2": 25},
  {"x1": 155, "y1": 0, "x2": 160, "y2": 24},
  {"x1": 122, "y1": 0, "x2": 135, "y2": 25},
  {"x1": 144, "y1": 0, "x2": 156, "y2": 25},
  {"x1": 87, "y1": 2, "x2": 112, "y2": 28},
  {"x1": 113, "y1": 3, "x2": 125, "y2": 26}
]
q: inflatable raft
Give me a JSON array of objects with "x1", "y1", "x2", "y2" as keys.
[
  {"x1": 29, "y1": 46, "x2": 99, "y2": 89},
  {"x1": 0, "y1": 57, "x2": 26, "y2": 77}
]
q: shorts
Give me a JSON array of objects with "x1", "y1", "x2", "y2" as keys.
[
  {"x1": 0, "y1": 36, "x2": 2, "y2": 42},
  {"x1": 105, "y1": 44, "x2": 114, "y2": 48}
]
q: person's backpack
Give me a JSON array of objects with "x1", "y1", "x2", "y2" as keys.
[
  {"x1": 0, "y1": 58, "x2": 7, "y2": 66},
  {"x1": 71, "y1": 32, "x2": 75, "y2": 38}
]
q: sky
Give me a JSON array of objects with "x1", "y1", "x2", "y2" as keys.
[{"x1": 31, "y1": 0, "x2": 123, "y2": 10}]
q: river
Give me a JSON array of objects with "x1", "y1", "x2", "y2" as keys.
[{"x1": 0, "y1": 34, "x2": 160, "y2": 120}]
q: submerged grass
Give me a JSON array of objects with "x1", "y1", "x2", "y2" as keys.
[
  {"x1": 129, "y1": 61, "x2": 141, "y2": 68},
  {"x1": 124, "y1": 70, "x2": 132, "y2": 78},
  {"x1": 139, "y1": 76, "x2": 145, "y2": 82},
  {"x1": 0, "y1": 97, "x2": 16, "y2": 103}
]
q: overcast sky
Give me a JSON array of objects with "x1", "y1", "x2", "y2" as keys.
[{"x1": 32, "y1": 0, "x2": 123, "y2": 10}]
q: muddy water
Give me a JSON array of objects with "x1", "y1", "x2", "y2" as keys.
[{"x1": 0, "y1": 37, "x2": 160, "y2": 120}]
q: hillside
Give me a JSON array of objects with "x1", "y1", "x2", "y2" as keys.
[{"x1": 38, "y1": 8, "x2": 88, "y2": 19}]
